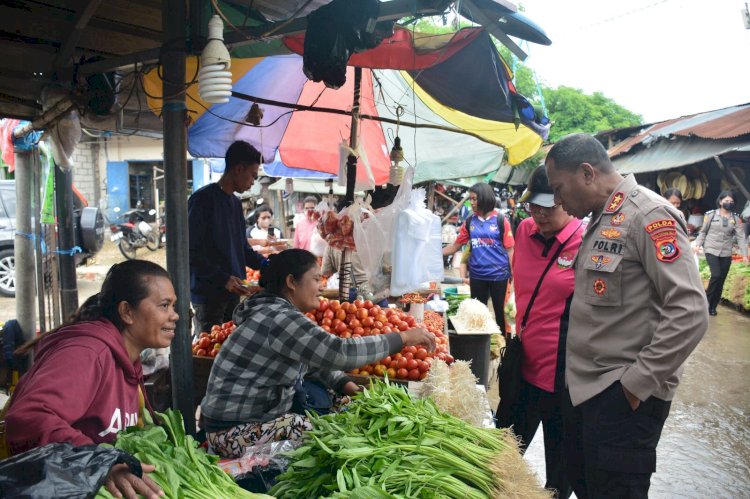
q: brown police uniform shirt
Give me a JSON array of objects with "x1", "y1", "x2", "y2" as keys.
[
  {"x1": 694, "y1": 210, "x2": 748, "y2": 258},
  {"x1": 567, "y1": 175, "x2": 708, "y2": 406}
]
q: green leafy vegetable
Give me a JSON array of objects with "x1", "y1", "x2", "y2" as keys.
[{"x1": 96, "y1": 409, "x2": 271, "y2": 499}]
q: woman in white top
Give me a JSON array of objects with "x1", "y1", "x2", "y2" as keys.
[{"x1": 247, "y1": 204, "x2": 284, "y2": 257}]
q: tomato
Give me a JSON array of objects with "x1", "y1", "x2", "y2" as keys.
[
  {"x1": 388, "y1": 315, "x2": 401, "y2": 326},
  {"x1": 403, "y1": 352, "x2": 414, "y2": 361},
  {"x1": 398, "y1": 322, "x2": 409, "y2": 332},
  {"x1": 373, "y1": 321, "x2": 384, "y2": 329},
  {"x1": 363, "y1": 300, "x2": 374, "y2": 309},
  {"x1": 340, "y1": 331, "x2": 352, "y2": 338},
  {"x1": 195, "y1": 348, "x2": 208, "y2": 357},
  {"x1": 361, "y1": 317, "x2": 374, "y2": 327},
  {"x1": 396, "y1": 368, "x2": 409, "y2": 379},
  {"x1": 321, "y1": 318, "x2": 332, "y2": 326},
  {"x1": 350, "y1": 368, "x2": 360, "y2": 375},
  {"x1": 369, "y1": 305, "x2": 381, "y2": 316},
  {"x1": 198, "y1": 337, "x2": 211, "y2": 349},
  {"x1": 375, "y1": 314, "x2": 388, "y2": 324},
  {"x1": 397, "y1": 357, "x2": 409, "y2": 369},
  {"x1": 386, "y1": 367, "x2": 397, "y2": 379},
  {"x1": 335, "y1": 309, "x2": 346, "y2": 321},
  {"x1": 417, "y1": 360, "x2": 430, "y2": 373},
  {"x1": 406, "y1": 359, "x2": 419, "y2": 371},
  {"x1": 405, "y1": 316, "x2": 417, "y2": 327},
  {"x1": 216, "y1": 332, "x2": 227, "y2": 343},
  {"x1": 335, "y1": 323, "x2": 348, "y2": 334},
  {"x1": 319, "y1": 299, "x2": 330, "y2": 312},
  {"x1": 392, "y1": 352, "x2": 403, "y2": 360},
  {"x1": 305, "y1": 312, "x2": 316, "y2": 321},
  {"x1": 199, "y1": 332, "x2": 209, "y2": 339},
  {"x1": 352, "y1": 326, "x2": 364, "y2": 336},
  {"x1": 323, "y1": 309, "x2": 334, "y2": 319},
  {"x1": 445, "y1": 354, "x2": 455, "y2": 364},
  {"x1": 353, "y1": 299, "x2": 364, "y2": 309},
  {"x1": 373, "y1": 364, "x2": 387, "y2": 376},
  {"x1": 419, "y1": 371, "x2": 428, "y2": 380},
  {"x1": 415, "y1": 348, "x2": 428, "y2": 361},
  {"x1": 349, "y1": 318, "x2": 361, "y2": 328},
  {"x1": 359, "y1": 365, "x2": 372, "y2": 375},
  {"x1": 404, "y1": 346, "x2": 417, "y2": 355},
  {"x1": 356, "y1": 308, "x2": 369, "y2": 320},
  {"x1": 381, "y1": 326, "x2": 393, "y2": 334},
  {"x1": 322, "y1": 325, "x2": 332, "y2": 333},
  {"x1": 329, "y1": 300, "x2": 341, "y2": 311},
  {"x1": 209, "y1": 348, "x2": 219, "y2": 358},
  {"x1": 370, "y1": 328, "x2": 381, "y2": 336},
  {"x1": 211, "y1": 325, "x2": 221, "y2": 333},
  {"x1": 389, "y1": 360, "x2": 399, "y2": 369},
  {"x1": 381, "y1": 356, "x2": 392, "y2": 365},
  {"x1": 222, "y1": 321, "x2": 233, "y2": 329},
  {"x1": 407, "y1": 368, "x2": 421, "y2": 380}
]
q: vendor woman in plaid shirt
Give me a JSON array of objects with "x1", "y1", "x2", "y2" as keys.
[{"x1": 201, "y1": 249, "x2": 436, "y2": 458}]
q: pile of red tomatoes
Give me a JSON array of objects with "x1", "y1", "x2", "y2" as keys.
[
  {"x1": 192, "y1": 321, "x2": 235, "y2": 358},
  {"x1": 306, "y1": 298, "x2": 453, "y2": 381}
]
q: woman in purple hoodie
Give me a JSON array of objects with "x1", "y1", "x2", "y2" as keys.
[{"x1": 5, "y1": 259, "x2": 178, "y2": 499}]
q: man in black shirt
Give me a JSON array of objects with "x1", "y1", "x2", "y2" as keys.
[{"x1": 189, "y1": 141, "x2": 266, "y2": 334}]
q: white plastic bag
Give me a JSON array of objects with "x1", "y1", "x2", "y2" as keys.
[
  {"x1": 353, "y1": 169, "x2": 415, "y2": 298},
  {"x1": 309, "y1": 228, "x2": 327, "y2": 257},
  {"x1": 390, "y1": 186, "x2": 444, "y2": 296}
]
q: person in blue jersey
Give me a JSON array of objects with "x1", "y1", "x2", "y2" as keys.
[{"x1": 443, "y1": 183, "x2": 515, "y2": 332}]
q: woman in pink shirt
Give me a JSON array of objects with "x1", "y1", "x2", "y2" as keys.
[
  {"x1": 293, "y1": 196, "x2": 320, "y2": 251},
  {"x1": 499, "y1": 167, "x2": 585, "y2": 499}
]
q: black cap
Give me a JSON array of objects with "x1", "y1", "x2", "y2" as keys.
[{"x1": 519, "y1": 166, "x2": 555, "y2": 207}]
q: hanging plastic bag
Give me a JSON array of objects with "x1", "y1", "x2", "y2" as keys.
[
  {"x1": 308, "y1": 227, "x2": 327, "y2": 257},
  {"x1": 353, "y1": 169, "x2": 414, "y2": 298},
  {"x1": 0, "y1": 442, "x2": 140, "y2": 499},
  {"x1": 315, "y1": 199, "x2": 356, "y2": 250},
  {"x1": 390, "y1": 187, "x2": 444, "y2": 296}
]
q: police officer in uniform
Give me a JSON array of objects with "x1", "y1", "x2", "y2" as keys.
[{"x1": 545, "y1": 134, "x2": 708, "y2": 499}]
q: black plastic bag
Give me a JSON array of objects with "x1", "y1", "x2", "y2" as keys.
[
  {"x1": 303, "y1": 0, "x2": 386, "y2": 88},
  {"x1": 0, "y1": 442, "x2": 141, "y2": 499},
  {"x1": 495, "y1": 334, "x2": 523, "y2": 428}
]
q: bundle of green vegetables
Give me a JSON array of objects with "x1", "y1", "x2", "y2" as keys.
[
  {"x1": 270, "y1": 380, "x2": 549, "y2": 499},
  {"x1": 96, "y1": 410, "x2": 271, "y2": 499}
]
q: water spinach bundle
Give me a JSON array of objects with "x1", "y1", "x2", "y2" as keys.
[{"x1": 270, "y1": 379, "x2": 549, "y2": 498}]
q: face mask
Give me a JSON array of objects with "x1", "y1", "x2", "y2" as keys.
[{"x1": 721, "y1": 202, "x2": 735, "y2": 211}]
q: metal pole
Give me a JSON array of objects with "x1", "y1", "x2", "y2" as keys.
[
  {"x1": 344, "y1": 67, "x2": 362, "y2": 206},
  {"x1": 55, "y1": 164, "x2": 78, "y2": 319},
  {"x1": 32, "y1": 153, "x2": 46, "y2": 333},
  {"x1": 164, "y1": 0, "x2": 194, "y2": 434},
  {"x1": 14, "y1": 149, "x2": 36, "y2": 344}
]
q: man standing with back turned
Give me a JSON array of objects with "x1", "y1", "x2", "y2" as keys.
[
  {"x1": 189, "y1": 140, "x2": 266, "y2": 334},
  {"x1": 545, "y1": 134, "x2": 708, "y2": 498}
]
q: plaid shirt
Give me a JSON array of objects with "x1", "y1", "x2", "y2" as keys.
[{"x1": 201, "y1": 292, "x2": 401, "y2": 431}]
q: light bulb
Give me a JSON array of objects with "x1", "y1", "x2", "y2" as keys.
[
  {"x1": 389, "y1": 136, "x2": 405, "y2": 186},
  {"x1": 199, "y1": 15, "x2": 232, "y2": 103}
]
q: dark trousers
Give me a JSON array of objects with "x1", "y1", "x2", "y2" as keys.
[
  {"x1": 705, "y1": 253, "x2": 732, "y2": 312},
  {"x1": 193, "y1": 295, "x2": 240, "y2": 335},
  {"x1": 564, "y1": 381, "x2": 671, "y2": 499},
  {"x1": 502, "y1": 380, "x2": 572, "y2": 499},
  {"x1": 470, "y1": 278, "x2": 507, "y2": 333}
]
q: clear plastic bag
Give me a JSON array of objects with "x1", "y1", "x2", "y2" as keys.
[
  {"x1": 353, "y1": 169, "x2": 415, "y2": 298},
  {"x1": 390, "y1": 187, "x2": 444, "y2": 295},
  {"x1": 217, "y1": 439, "x2": 301, "y2": 493}
]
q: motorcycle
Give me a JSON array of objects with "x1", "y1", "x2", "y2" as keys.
[{"x1": 109, "y1": 207, "x2": 160, "y2": 260}]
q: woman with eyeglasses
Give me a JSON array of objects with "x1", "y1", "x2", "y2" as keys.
[
  {"x1": 497, "y1": 166, "x2": 586, "y2": 499},
  {"x1": 442, "y1": 183, "x2": 514, "y2": 333},
  {"x1": 694, "y1": 190, "x2": 748, "y2": 315}
]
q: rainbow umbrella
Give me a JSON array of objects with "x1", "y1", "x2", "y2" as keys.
[{"x1": 145, "y1": 28, "x2": 549, "y2": 186}]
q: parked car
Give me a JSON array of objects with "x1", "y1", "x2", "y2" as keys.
[{"x1": 0, "y1": 180, "x2": 104, "y2": 297}]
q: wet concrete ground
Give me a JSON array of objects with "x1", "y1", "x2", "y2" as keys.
[{"x1": 521, "y1": 306, "x2": 750, "y2": 498}]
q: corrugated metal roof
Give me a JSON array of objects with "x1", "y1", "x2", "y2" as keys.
[
  {"x1": 611, "y1": 136, "x2": 750, "y2": 175},
  {"x1": 609, "y1": 103, "x2": 750, "y2": 158}
]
